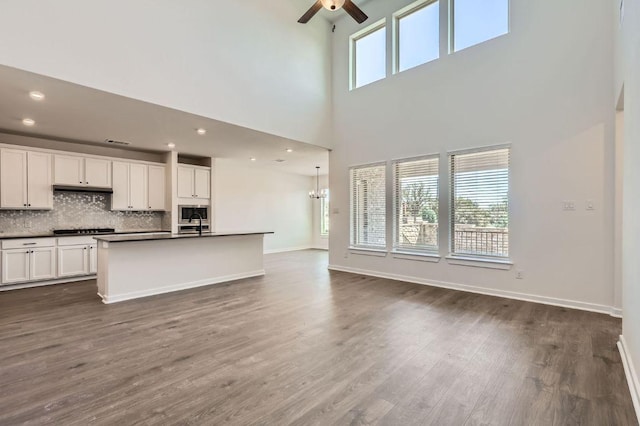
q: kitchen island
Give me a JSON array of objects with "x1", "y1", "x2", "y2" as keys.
[{"x1": 94, "y1": 231, "x2": 273, "y2": 304}]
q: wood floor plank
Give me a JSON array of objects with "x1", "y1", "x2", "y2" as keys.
[{"x1": 0, "y1": 250, "x2": 636, "y2": 425}]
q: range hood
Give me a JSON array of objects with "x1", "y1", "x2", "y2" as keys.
[{"x1": 52, "y1": 185, "x2": 113, "y2": 194}]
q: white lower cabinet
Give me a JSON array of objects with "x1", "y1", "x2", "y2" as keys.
[
  {"x1": 57, "y1": 245, "x2": 90, "y2": 277},
  {"x1": 2, "y1": 246, "x2": 56, "y2": 284},
  {"x1": 89, "y1": 244, "x2": 98, "y2": 274}
]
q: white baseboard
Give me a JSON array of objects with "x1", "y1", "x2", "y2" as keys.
[
  {"x1": 618, "y1": 335, "x2": 640, "y2": 419},
  {"x1": 264, "y1": 246, "x2": 312, "y2": 254},
  {"x1": 100, "y1": 270, "x2": 265, "y2": 304},
  {"x1": 0, "y1": 275, "x2": 96, "y2": 292},
  {"x1": 611, "y1": 307, "x2": 624, "y2": 318},
  {"x1": 327, "y1": 264, "x2": 620, "y2": 317}
]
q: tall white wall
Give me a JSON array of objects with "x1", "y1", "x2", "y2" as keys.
[
  {"x1": 617, "y1": 0, "x2": 640, "y2": 409},
  {"x1": 329, "y1": 0, "x2": 616, "y2": 311},
  {"x1": 0, "y1": 0, "x2": 332, "y2": 148},
  {"x1": 214, "y1": 159, "x2": 313, "y2": 253}
]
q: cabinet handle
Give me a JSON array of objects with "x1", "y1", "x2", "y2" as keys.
[
  {"x1": 22, "y1": 243, "x2": 37, "y2": 246},
  {"x1": 28, "y1": 204, "x2": 31, "y2": 207},
  {"x1": 79, "y1": 181, "x2": 83, "y2": 184},
  {"x1": 23, "y1": 204, "x2": 27, "y2": 207}
]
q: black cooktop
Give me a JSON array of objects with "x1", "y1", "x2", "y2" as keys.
[{"x1": 53, "y1": 228, "x2": 116, "y2": 236}]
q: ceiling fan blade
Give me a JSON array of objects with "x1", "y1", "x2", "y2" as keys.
[
  {"x1": 343, "y1": 0, "x2": 368, "y2": 24},
  {"x1": 298, "y1": 0, "x2": 323, "y2": 23}
]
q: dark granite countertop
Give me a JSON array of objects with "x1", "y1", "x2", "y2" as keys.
[
  {"x1": 93, "y1": 231, "x2": 274, "y2": 243},
  {"x1": 0, "y1": 230, "x2": 170, "y2": 240}
]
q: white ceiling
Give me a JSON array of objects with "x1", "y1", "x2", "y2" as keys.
[{"x1": 0, "y1": 65, "x2": 329, "y2": 176}]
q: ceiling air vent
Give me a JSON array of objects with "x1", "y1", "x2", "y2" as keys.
[{"x1": 104, "y1": 138, "x2": 131, "y2": 146}]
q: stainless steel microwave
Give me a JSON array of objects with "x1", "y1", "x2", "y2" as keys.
[{"x1": 179, "y1": 205, "x2": 210, "y2": 224}]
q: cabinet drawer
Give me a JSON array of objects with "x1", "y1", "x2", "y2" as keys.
[
  {"x1": 2, "y1": 238, "x2": 55, "y2": 250},
  {"x1": 57, "y1": 236, "x2": 98, "y2": 246}
]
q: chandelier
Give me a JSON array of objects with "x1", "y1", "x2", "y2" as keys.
[{"x1": 309, "y1": 166, "x2": 327, "y2": 199}]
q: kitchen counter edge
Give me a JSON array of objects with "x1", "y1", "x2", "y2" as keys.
[{"x1": 93, "y1": 231, "x2": 275, "y2": 243}]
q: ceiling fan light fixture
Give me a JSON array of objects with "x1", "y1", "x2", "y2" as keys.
[{"x1": 320, "y1": 0, "x2": 346, "y2": 11}]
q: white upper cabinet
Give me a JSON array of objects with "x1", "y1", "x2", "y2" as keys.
[
  {"x1": 0, "y1": 149, "x2": 52, "y2": 210},
  {"x1": 147, "y1": 165, "x2": 166, "y2": 211},
  {"x1": 112, "y1": 161, "x2": 164, "y2": 211},
  {"x1": 111, "y1": 161, "x2": 130, "y2": 211},
  {"x1": 84, "y1": 158, "x2": 112, "y2": 187},
  {"x1": 53, "y1": 155, "x2": 84, "y2": 186},
  {"x1": 54, "y1": 155, "x2": 112, "y2": 187},
  {"x1": 178, "y1": 165, "x2": 210, "y2": 200},
  {"x1": 129, "y1": 163, "x2": 148, "y2": 210},
  {"x1": 0, "y1": 149, "x2": 28, "y2": 208},
  {"x1": 27, "y1": 151, "x2": 53, "y2": 209},
  {"x1": 194, "y1": 168, "x2": 211, "y2": 199},
  {"x1": 177, "y1": 166, "x2": 194, "y2": 198}
]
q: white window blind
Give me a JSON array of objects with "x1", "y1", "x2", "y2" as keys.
[
  {"x1": 450, "y1": 147, "x2": 510, "y2": 258},
  {"x1": 393, "y1": 156, "x2": 439, "y2": 252},
  {"x1": 350, "y1": 164, "x2": 386, "y2": 248}
]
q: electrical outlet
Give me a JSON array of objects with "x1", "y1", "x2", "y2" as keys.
[
  {"x1": 344, "y1": 251, "x2": 349, "y2": 259},
  {"x1": 586, "y1": 200, "x2": 595, "y2": 210},
  {"x1": 23, "y1": 218, "x2": 31, "y2": 228},
  {"x1": 562, "y1": 201, "x2": 576, "y2": 211},
  {"x1": 516, "y1": 270, "x2": 524, "y2": 279}
]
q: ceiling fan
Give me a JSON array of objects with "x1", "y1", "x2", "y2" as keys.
[{"x1": 298, "y1": 0, "x2": 368, "y2": 24}]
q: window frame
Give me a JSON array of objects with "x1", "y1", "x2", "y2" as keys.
[
  {"x1": 349, "y1": 162, "x2": 388, "y2": 250},
  {"x1": 392, "y1": 0, "x2": 440, "y2": 74},
  {"x1": 448, "y1": 0, "x2": 510, "y2": 53},
  {"x1": 448, "y1": 144, "x2": 511, "y2": 260},
  {"x1": 349, "y1": 18, "x2": 388, "y2": 90},
  {"x1": 392, "y1": 154, "x2": 440, "y2": 254}
]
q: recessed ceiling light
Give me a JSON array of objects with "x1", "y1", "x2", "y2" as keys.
[
  {"x1": 196, "y1": 128, "x2": 206, "y2": 135},
  {"x1": 250, "y1": 157, "x2": 257, "y2": 162},
  {"x1": 167, "y1": 142, "x2": 176, "y2": 149},
  {"x1": 286, "y1": 148, "x2": 293, "y2": 153},
  {"x1": 22, "y1": 118, "x2": 35, "y2": 126},
  {"x1": 29, "y1": 91, "x2": 45, "y2": 101}
]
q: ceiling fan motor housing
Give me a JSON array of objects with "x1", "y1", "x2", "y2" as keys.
[{"x1": 321, "y1": 0, "x2": 346, "y2": 11}]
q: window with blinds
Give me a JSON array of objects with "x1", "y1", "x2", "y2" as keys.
[
  {"x1": 450, "y1": 147, "x2": 510, "y2": 258},
  {"x1": 393, "y1": 155, "x2": 439, "y2": 252},
  {"x1": 350, "y1": 164, "x2": 387, "y2": 249}
]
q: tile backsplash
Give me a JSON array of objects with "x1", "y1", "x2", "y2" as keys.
[{"x1": 0, "y1": 192, "x2": 166, "y2": 235}]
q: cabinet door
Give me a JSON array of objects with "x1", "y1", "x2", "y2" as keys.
[
  {"x1": 30, "y1": 247, "x2": 56, "y2": 281},
  {"x1": 85, "y1": 158, "x2": 112, "y2": 188},
  {"x1": 54, "y1": 155, "x2": 84, "y2": 185},
  {"x1": 111, "y1": 162, "x2": 130, "y2": 210},
  {"x1": 177, "y1": 166, "x2": 194, "y2": 198},
  {"x1": 27, "y1": 152, "x2": 53, "y2": 210},
  {"x1": 147, "y1": 165, "x2": 166, "y2": 211},
  {"x1": 2, "y1": 250, "x2": 30, "y2": 284},
  {"x1": 194, "y1": 168, "x2": 211, "y2": 199},
  {"x1": 0, "y1": 149, "x2": 28, "y2": 209},
  {"x1": 89, "y1": 245, "x2": 98, "y2": 274},
  {"x1": 129, "y1": 164, "x2": 148, "y2": 210},
  {"x1": 57, "y1": 245, "x2": 89, "y2": 277}
]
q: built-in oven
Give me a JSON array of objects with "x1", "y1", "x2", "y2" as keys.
[{"x1": 178, "y1": 205, "x2": 210, "y2": 225}]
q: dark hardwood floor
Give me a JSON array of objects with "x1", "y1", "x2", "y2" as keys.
[{"x1": 0, "y1": 250, "x2": 636, "y2": 425}]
